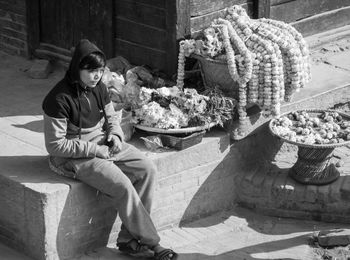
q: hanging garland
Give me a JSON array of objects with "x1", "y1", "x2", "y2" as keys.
[{"x1": 176, "y1": 5, "x2": 311, "y2": 139}]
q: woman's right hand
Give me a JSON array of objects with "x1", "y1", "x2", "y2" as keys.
[{"x1": 96, "y1": 145, "x2": 110, "y2": 159}]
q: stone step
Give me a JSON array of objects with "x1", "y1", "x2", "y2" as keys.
[{"x1": 0, "y1": 128, "x2": 234, "y2": 260}]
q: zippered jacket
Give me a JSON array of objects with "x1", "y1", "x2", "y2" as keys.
[{"x1": 42, "y1": 39, "x2": 124, "y2": 158}]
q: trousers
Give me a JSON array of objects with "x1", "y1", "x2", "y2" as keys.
[{"x1": 50, "y1": 142, "x2": 160, "y2": 246}]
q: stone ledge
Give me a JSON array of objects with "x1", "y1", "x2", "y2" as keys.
[{"x1": 0, "y1": 128, "x2": 238, "y2": 260}]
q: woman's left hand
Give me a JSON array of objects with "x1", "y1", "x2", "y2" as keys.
[{"x1": 107, "y1": 135, "x2": 123, "y2": 155}]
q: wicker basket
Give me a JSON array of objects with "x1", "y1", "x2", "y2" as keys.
[
  {"x1": 158, "y1": 130, "x2": 206, "y2": 150},
  {"x1": 268, "y1": 109, "x2": 350, "y2": 185},
  {"x1": 191, "y1": 54, "x2": 239, "y2": 99},
  {"x1": 269, "y1": 109, "x2": 350, "y2": 149}
]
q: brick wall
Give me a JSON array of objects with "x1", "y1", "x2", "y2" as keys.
[{"x1": 0, "y1": 0, "x2": 28, "y2": 56}]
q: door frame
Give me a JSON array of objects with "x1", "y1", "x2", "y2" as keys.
[{"x1": 26, "y1": 0, "x2": 40, "y2": 58}]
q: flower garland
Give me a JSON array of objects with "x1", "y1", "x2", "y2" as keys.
[
  {"x1": 217, "y1": 24, "x2": 238, "y2": 82},
  {"x1": 260, "y1": 18, "x2": 311, "y2": 86},
  {"x1": 176, "y1": 41, "x2": 186, "y2": 90},
  {"x1": 176, "y1": 5, "x2": 311, "y2": 139},
  {"x1": 253, "y1": 21, "x2": 303, "y2": 96},
  {"x1": 213, "y1": 20, "x2": 253, "y2": 128},
  {"x1": 226, "y1": 8, "x2": 281, "y2": 117}
]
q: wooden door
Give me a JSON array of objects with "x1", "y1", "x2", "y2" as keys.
[{"x1": 29, "y1": 0, "x2": 114, "y2": 63}]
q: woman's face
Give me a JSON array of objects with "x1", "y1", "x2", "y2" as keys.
[{"x1": 79, "y1": 67, "x2": 105, "y2": 88}]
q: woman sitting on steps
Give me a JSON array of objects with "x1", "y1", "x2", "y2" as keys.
[{"x1": 42, "y1": 39, "x2": 177, "y2": 260}]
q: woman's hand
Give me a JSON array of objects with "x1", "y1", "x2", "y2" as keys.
[
  {"x1": 96, "y1": 145, "x2": 110, "y2": 159},
  {"x1": 106, "y1": 135, "x2": 123, "y2": 155}
]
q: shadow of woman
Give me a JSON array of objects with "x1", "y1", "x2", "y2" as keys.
[
  {"x1": 12, "y1": 119, "x2": 44, "y2": 133},
  {"x1": 173, "y1": 233, "x2": 315, "y2": 260},
  {"x1": 179, "y1": 122, "x2": 287, "y2": 228}
]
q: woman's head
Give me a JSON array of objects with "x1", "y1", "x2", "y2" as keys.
[{"x1": 79, "y1": 52, "x2": 106, "y2": 88}]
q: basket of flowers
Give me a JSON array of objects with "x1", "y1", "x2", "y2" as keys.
[
  {"x1": 133, "y1": 86, "x2": 236, "y2": 134},
  {"x1": 133, "y1": 85, "x2": 235, "y2": 150},
  {"x1": 158, "y1": 130, "x2": 206, "y2": 150},
  {"x1": 269, "y1": 109, "x2": 350, "y2": 185}
]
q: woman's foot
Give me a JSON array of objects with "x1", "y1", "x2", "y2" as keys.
[
  {"x1": 152, "y1": 245, "x2": 177, "y2": 260},
  {"x1": 117, "y1": 239, "x2": 153, "y2": 257}
]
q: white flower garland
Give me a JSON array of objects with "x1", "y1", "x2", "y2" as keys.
[
  {"x1": 176, "y1": 41, "x2": 186, "y2": 90},
  {"x1": 176, "y1": 5, "x2": 311, "y2": 138}
]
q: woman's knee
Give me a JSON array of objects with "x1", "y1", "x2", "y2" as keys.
[
  {"x1": 141, "y1": 158, "x2": 157, "y2": 182},
  {"x1": 109, "y1": 176, "x2": 136, "y2": 200}
]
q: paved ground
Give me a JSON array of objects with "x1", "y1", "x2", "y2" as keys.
[
  {"x1": 1, "y1": 206, "x2": 350, "y2": 260},
  {"x1": 70, "y1": 207, "x2": 350, "y2": 260},
  {"x1": 1, "y1": 26, "x2": 350, "y2": 260}
]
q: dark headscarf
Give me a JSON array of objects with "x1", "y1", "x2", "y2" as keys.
[{"x1": 66, "y1": 39, "x2": 106, "y2": 84}]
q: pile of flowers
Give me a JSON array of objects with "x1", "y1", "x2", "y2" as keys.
[
  {"x1": 271, "y1": 111, "x2": 350, "y2": 145},
  {"x1": 176, "y1": 5, "x2": 311, "y2": 138},
  {"x1": 133, "y1": 86, "x2": 236, "y2": 129}
]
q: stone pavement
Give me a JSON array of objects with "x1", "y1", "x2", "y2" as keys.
[
  {"x1": 3, "y1": 206, "x2": 350, "y2": 260},
  {"x1": 1, "y1": 25, "x2": 350, "y2": 259},
  {"x1": 70, "y1": 207, "x2": 350, "y2": 260}
]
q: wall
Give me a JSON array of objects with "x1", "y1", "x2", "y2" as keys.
[
  {"x1": 114, "y1": 0, "x2": 178, "y2": 76},
  {"x1": 267, "y1": 0, "x2": 350, "y2": 36},
  {"x1": 2, "y1": 0, "x2": 350, "y2": 73},
  {"x1": 0, "y1": 0, "x2": 28, "y2": 56},
  {"x1": 190, "y1": 0, "x2": 255, "y2": 35}
]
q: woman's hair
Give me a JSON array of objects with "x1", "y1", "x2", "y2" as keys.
[{"x1": 79, "y1": 52, "x2": 106, "y2": 70}]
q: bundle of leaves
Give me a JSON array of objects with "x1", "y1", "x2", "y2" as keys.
[{"x1": 203, "y1": 87, "x2": 237, "y2": 126}]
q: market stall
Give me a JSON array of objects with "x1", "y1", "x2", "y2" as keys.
[{"x1": 102, "y1": 4, "x2": 314, "y2": 150}]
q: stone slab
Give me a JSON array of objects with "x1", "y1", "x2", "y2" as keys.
[
  {"x1": 306, "y1": 25, "x2": 350, "y2": 50},
  {"x1": 290, "y1": 61, "x2": 350, "y2": 104},
  {"x1": 318, "y1": 229, "x2": 350, "y2": 247},
  {"x1": 27, "y1": 59, "x2": 53, "y2": 79},
  {"x1": 0, "y1": 116, "x2": 46, "y2": 153},
  {"x1": 326, "y1": 49, "x2": 350, "y2": 70}
]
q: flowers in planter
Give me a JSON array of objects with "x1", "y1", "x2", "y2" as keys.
[
  {"x1": 194, "y1": 27, "x2": 224, "y2": 58},
  {"x1": 133, "y1": 86, "x2": 236, "y2": 129}
]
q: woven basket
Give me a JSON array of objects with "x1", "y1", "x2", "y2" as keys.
[
  {"x1": 191, "y1": 54, "x2": 239, "y2": 99},
  {"x1": 158, "y1": 131, "x2": 205, "y2": 150},
  {"x1": 269, "y1": 109, "x2": 350, "y2": 149},
  {"x1": 269, "y1": 109, "x2": 350, "y2": 185}
]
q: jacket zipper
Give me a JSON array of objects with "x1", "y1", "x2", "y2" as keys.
[{"x1": 83, "y1": 92, "x2": 92, "y2": 112}]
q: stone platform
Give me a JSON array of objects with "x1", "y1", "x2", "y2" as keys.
[{"x1": 0, "y1": 126, "x2": 240, "y2": 260}]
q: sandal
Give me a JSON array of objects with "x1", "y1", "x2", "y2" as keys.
[
  {"x1": 154, "y1": 248, "x2": 177, "y2": 260},
  {"x1": 117, "y1": 239, "x2": 151, "y2": 256}
]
